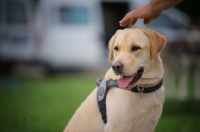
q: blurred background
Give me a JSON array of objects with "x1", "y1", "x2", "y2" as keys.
[{"x1": 0, "y1": 0, "x2": 200, "y2": 131}]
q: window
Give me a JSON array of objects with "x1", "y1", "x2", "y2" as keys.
[
  {"x1": 147, "y1": 15, "x2": 172, "y2": 28},
  {"x1": 147, "y1": 14, "x2": 185, "y2": 29},
  {"x1": 0, "y1": 2, "x2": 4, "y2": 24},
  {"x1": 6, "y1": 1, "x2": 27, "y2": 24},
  {"x1": 59, "y1": 6, "x2": 88, "y2": 24}
]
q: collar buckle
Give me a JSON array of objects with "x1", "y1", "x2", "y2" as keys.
[
  {"x1": 137, "y1": 86, "x2": 144, "y2": 99},
  {"x1": 137, "y1": 86, "x2": 144, "y2": 93}
]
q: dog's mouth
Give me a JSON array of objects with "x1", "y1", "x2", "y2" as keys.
[{"x1": 117, "y1": 68, "x2": 144, "y2": 89}]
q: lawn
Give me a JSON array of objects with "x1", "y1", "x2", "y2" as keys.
[{"x1": 0, "y1": 73, "x2": 200, "y2": 132}]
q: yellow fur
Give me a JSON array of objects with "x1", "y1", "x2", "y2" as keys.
[{"x1": 64, "y1": 28, "x2": 167, "y2": 132}]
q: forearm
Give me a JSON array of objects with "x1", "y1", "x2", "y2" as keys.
[
  {"x1": 149, "y1": 0, "x2": 183, "y2": 13},
  {"x1": 119, "y1": 0, "x2": 183, "y2": 26}
]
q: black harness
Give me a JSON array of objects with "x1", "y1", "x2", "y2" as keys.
[{"x1": 96, "y1": 78, "x2": 163, "y2": 124}]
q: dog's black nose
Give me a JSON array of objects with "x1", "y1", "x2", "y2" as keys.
[{"x1": 112, "y1": 61, "x2": 123, "y2": 75}]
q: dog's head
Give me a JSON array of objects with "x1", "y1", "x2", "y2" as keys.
[{"x1": 108, "y1": 28, "x2": 166, "y2": 88}]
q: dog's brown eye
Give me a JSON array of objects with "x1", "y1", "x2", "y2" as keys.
[
  {"x1": 114, "y1": 46, "x2": 119, "y2": 51},
  {"x1": 131, "y1": 46, "x2": 141, "y2": 52}
]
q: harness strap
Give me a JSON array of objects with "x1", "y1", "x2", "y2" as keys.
[
  {"x1": 96, "y1": 79, "x2": 118, "y2": 123},
  {"x1": 96, "y1": 78, "x2": 163, "y2": 124}
]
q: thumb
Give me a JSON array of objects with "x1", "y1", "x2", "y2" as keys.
[
  {"x1": 144, "y1": 18, "x2": 152, "y2": 24},
  {"x1": 131, "y1": 18, "x2": 138, "y2": 26}
]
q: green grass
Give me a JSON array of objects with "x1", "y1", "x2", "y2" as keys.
[
  {"x1": 0, "y1": 74, "x2": 98, "y2": 132},
  {"x1": 0, "y1": 73, "x2": 200, "y2": 132},
  {"x1": 156, "y1": 114, "x2": 200, "y2": 132}
]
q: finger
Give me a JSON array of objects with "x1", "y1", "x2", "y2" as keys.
[
  {"x1": 131, "y1": 18, "x2": 138, "y2": 26},
  {"x1": 144, "y1": 18, "x2": 152, "y2": 24},
  {"x1": 119, "y1": 12, "x2": 133, "y2": 27}
]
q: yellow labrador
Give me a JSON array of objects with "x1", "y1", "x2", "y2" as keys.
[{"x1": 64, "y1": 28, "x2": 167, "y2": 132}]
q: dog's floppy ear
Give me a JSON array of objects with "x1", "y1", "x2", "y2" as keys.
[
  {"x1": 143, "y1": 29, "x2": 167, "y2": 60},
  {"x1": 108, "y1": 30, "x2": 120, "y2": 61}
]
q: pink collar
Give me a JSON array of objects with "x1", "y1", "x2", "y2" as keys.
[{"x1": 136, "y1": 79, "x2": 163, "y2": 88}]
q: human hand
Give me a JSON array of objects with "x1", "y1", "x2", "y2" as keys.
[{"x1": 119, "y1": 4, "x2": 161, "y2": 27}]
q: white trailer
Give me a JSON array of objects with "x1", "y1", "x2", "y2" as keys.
[{"x1": 0, "y1": 0, "x2": 189, "y2": 70}]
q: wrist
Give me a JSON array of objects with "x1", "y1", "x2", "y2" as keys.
[
  {"x1": 149, "y1": 0, "x2": 183, "y2": 13},
  {"x1": 148, "y1": 1, "x2": 162, "y2": 15}
]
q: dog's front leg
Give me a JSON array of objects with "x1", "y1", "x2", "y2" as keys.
[
  {"x1": 105, "y1": 123, "x2": 131, "y2": 132},
  {"x1": 104, "y1": 88, "x2": 139, "y2": 132}
]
